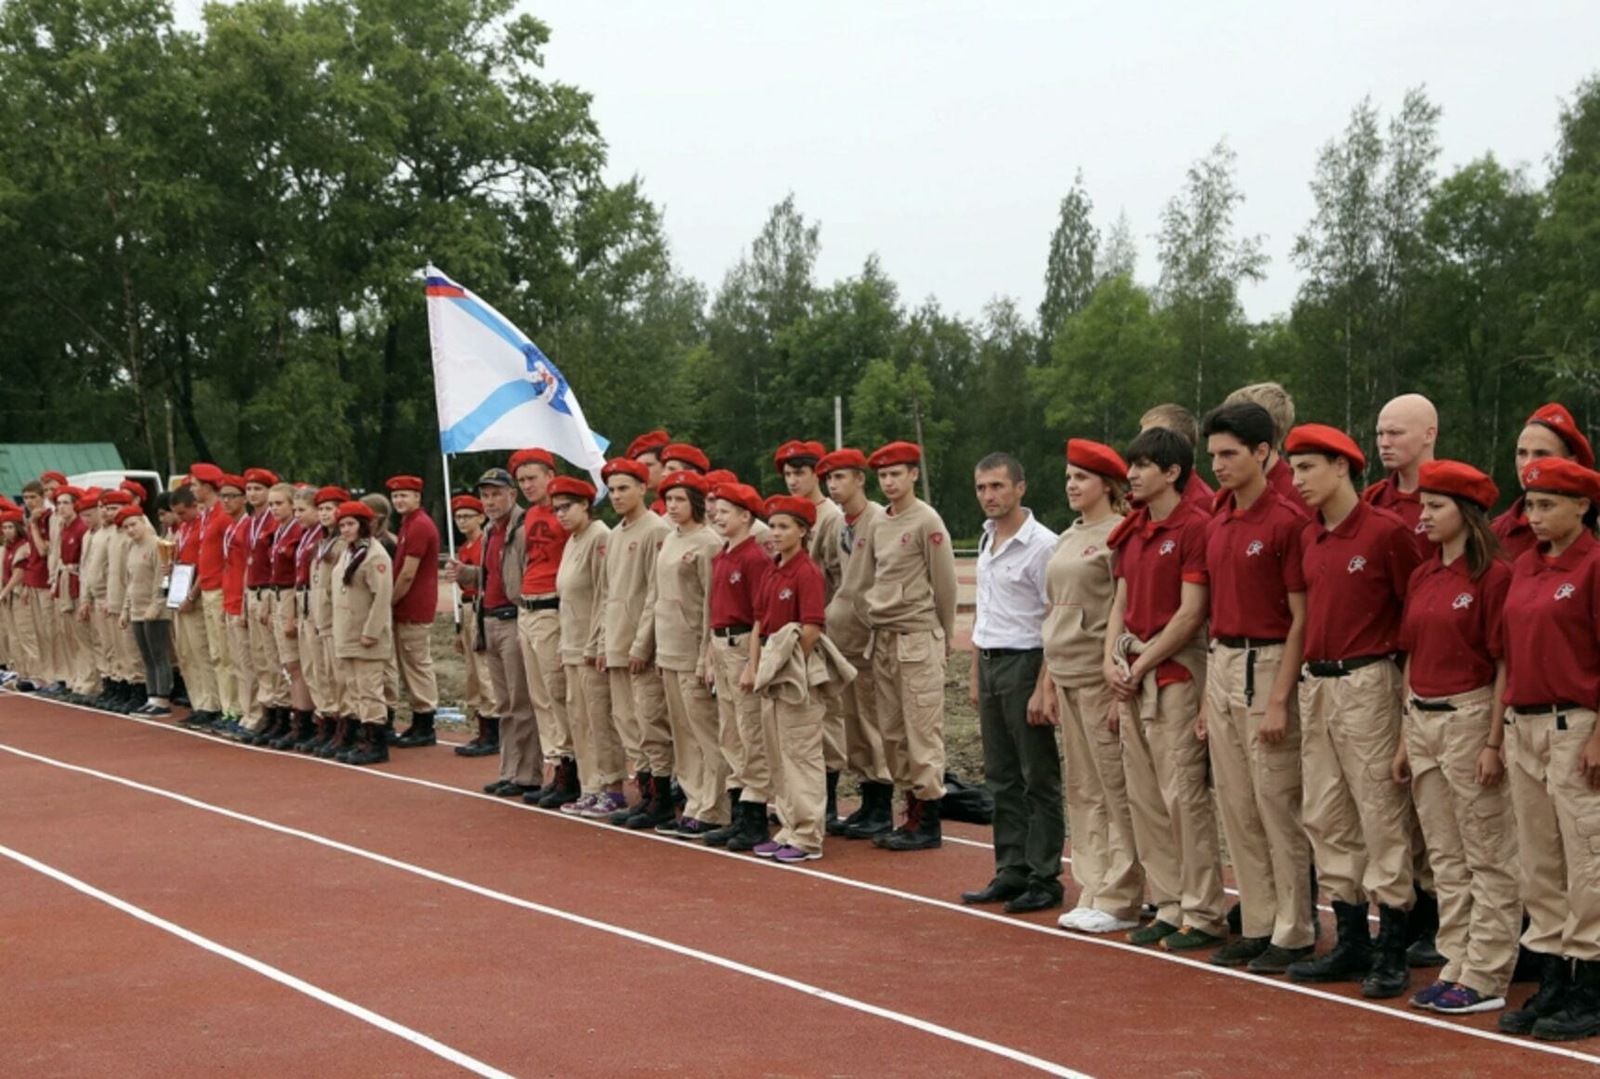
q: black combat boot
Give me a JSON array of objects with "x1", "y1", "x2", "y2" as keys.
[
  {"x1": 1533, "y1": 959, "x2": 1600, "y2": 1042},
  {"x1": 1361, "y1": 904, "x2": 1411, "y2": 999},
  {"x1": 880, "y1": 795, "x2": 942, "y2": 852},
  {"x1": 394, "y1": 711, "x2": 437, "y2": 747},
  {"x1": 1289, "y1": 901, "x2": 1373, "y2": 983},
  {"x1": 844, "y1": 781, "x2": 894, "y2": 840},
  {"x1": 1502, "y1": 953, "x2": 1573, "y2": 1035}
]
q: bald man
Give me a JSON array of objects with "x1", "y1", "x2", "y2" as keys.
[{"x1": 1362, "y1": 394, "x2": 1437, "y2": 539}]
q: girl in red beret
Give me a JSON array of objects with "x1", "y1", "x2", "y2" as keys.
[
  {"x1": 1392, "y1": 461, "x2": 1517, "y2": 1016},
  {"x1": 1497, "y1": 458, "x2": 1600, "y2": 1041},
  {"x1": 0, "y1": 513, "x2": 43, "y2": 691},
  {"x1": 1492, "y1": 404, "x2": 1596, "y2": 562},
  {"x1": 449, "y1": 495, "x2": 500, "y2": 760}
]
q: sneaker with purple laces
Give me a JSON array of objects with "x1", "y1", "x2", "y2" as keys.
[
  {"x1": 1408, "y1": 981, "x2": 1452, "y2": 1010},
  {"x1": 752, "y1": 840, "x2": 784, "y2": 857},
  {"x1": 580, "y1": 792, "x2": 626, "y2": 819},
  {"x1": 772, "y1": 845, "x2": 821, "y2": 863},
  {"x1": 1430, "y1": 984, "x2": 1505, "y2": 1015},
  {"x1": 561, "y1": 793, "x2": 598, "y2": 816}
]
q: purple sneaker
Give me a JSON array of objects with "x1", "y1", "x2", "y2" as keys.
[
  {"x1": 1430, "y1": 984, "x2": 1505, "y2": 1014},
  {"x1": 1408, "y1": 981, "x2": 1452, "y2": 1010},
  {"x1": 772, "y1": 845, "x2": 821, "y2": 863},
  {"x1": 752, "y1": 840, "x2": 784, "y2": 857},
  {"x1": 674, "y1": 818, "x2": 720, "y2": 840},
  {"x1": 561, "y1": 793, "x2": 598, "y2": 816},
  {"x1": 580, "y1": 792, "x2": 626, "y2": 820}
]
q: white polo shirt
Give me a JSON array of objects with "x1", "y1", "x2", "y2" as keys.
[{"x1": 972, "y1": 509, "x2": 1056, "y2": 651}]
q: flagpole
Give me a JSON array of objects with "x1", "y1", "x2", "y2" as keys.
[{"x1": 440, "y1": 449, "x2": 462, "y2": 636}]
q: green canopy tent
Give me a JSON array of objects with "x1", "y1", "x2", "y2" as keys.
[{"x1": 0, "y1": 443, "x2": 124, "y2": 499}]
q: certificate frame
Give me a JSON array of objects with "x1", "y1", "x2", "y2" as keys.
[{"x1": 165, "y1": 564, "x2": 197, "y2": 609}]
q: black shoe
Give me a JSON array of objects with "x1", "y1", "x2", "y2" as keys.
[
  {"x1": 455, "y1": 716, "x2": 500, "y2": 757},
  {"x1": 536, "y1": 758, "x2": 580, "y2": 809},
  {"x1": 1211, "y1": 936, "x2": 1272, "y2": 968},
  {"x1": 961, "y1": 878, "x2": 1026, "y2": 905},
  {"x1": 843, "y1": 782, "x2": 894, "y2": 840},
  {"x1": 824, "y1": 770, "x2": 840, "y2": 829},
  {"x1": 315, "y1": 718, "x2": 352, "y2": 759},
  {"x1": 1226, "y1": 901, "x2": 1244, "y2": 936},
  {"x1": 344, "y1": 724, "x2": 390, "y2": 766},
  {"x1": 1247, "y1": 943, "x2": 1315, "y2": 975},
  {"x1": 1360, "y1": 905, "x2": 1411, "y2": 999},
  {"x1": 1003, "y1": 885, "x2": 1063, "y2": 914},
  {"x1": 394, "y1": 711, "x2": 437, "y2": 748},
  {"x1": 1533, "y1": 959, "x2": 1600, "y2": 1042},
  {"x1": 1502, "y1": 953, "x2": 1573, "y2": 1035},
  {"x1": 1405, "y1": 885, "x2": 1442, "y2": 967},
  {"x1": 609, "y1": 772, "x2": 649, "y2": 825},
  {"x1": 1289, "y1": 901, "x2": 1372, "y2": 983},
  {"x1": 726, "y1": 801, "x2": 771, "y2": 853},
  {"x1": 703, "y1": 801, "x2": 747, "y2": 848},
  {"x1": 880, "y1": 795, "x2": 942, "y2": 852},
  {"x1": 625, "y1": 775, "x2": 676, "y2": 830}
]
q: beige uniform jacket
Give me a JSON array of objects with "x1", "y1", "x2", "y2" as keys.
[
  {"x1": 860, "y1": 499, "x2": 958, "y2": 639},
  {"x1": 648, "y1": 525, "x2": 720, "y2": 675},
  {"x1": 82, "y1": 528, "x2": 110, "y2": 602},
  {"x1": 332, "y1": 541, "x2": 394, "y2": 660},
  {"x1": 753, "y1": 623, "x2": 857, "y2": 704},
  {"x1": 123, "y1": 534, "x2": 169, "y2": 623},
  {"x1": 592, "y1": 511, "x2": 670, "y2": 667},
  {"x1": 555, "y1": 519, "x2": 609, "y2": 665},
  {"x1": 823, "y1": 501, "x2": 883, "y2": 656},
  {"x1": 1042, "y1": 514, "x2": 1122, "y2": 687},
  {"x1": 809, "y1": 497, "x2": 844, "y2": 601},
  {"x1": 104, "y1": 530, "x2": 131, "y2": 615},
  {"x1": 310, "y1": 532, "x2": 344, "y2": 633}
]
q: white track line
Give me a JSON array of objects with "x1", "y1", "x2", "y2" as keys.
[
  {"x1": 11, "y1": 697, "x2": 1600, "y2": 1068},
  {"x1": 0, "y1": 843, "x2": 514, "y2": 1079},
  {"x1": 0, "y1": 743, "x2": 1090, "y2": 1079}
]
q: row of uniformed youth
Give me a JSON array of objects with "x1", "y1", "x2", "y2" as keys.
[
  {"x1": 957, "y1": 386, "x2": 1599, "y2": 1046},
  {"x1": 0, "y1": 469, "x2": 442, "y2": 766}
]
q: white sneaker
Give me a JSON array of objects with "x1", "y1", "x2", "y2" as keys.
[
  {"x1": 1056, "y1": 907, "x2": 1091, "y2": 930},
  {"x1": 1068, "y1": 908, "x2": 1140, "y2": 934}
]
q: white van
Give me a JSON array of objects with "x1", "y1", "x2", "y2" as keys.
[{"x1": 67, "y1": 469, "x2": 168, "y2": 499}]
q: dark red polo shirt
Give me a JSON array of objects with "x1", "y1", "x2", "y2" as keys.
[
  {"x1": 268, "y1": 520, "x2": 303, "y2": 587},
  {"x1": 1501, "y1": 531, "x2": 1600, "y2": 711},
  {"x1": 57, "y1": 516, "x2": 87, "y2": 600},
  {"x1": 223, "y1": 512, "x2": 252, "y2": 614},
  {"x1": 1214, "y1": 459, "x2": 1308, "y2": 518},
  {"x1": 756, "y1": 549, "x2": 826, "y2": 630},
  {"x1": 1364, "y1": 474, "x2": 1429, "y2": 557},
  {"x1": 394, "y1": 509, "x2": 441, "y2": 623},
  {"x1": 294, "y1": 524, "x2": 322, "y2": 588},
  {"x1": 1114, "y1": 499, "x2": 1210, "y2": 641},
  {"x1": 483, "y1": 519, "x2": 512, "y2": 611},
  {"x1": 519, "y1": 505, "x2": 566, "y2": 598},
  {"x1": 198, "y1": 505, "x2": 233, "y2": 591},
  {"x1": 1401, "y1": 554, "x2": 1510, "y2": 698},
  {"x1": 21, "y1": 533, "x2": 48, "y2": 589},
  {"x1": 1300, "y1": 500, "x2": 1421, "y2": 662},
  {"x1": 7, "y1": 538, "x2": 40, "y2": 590},
  {"x1": 245, "y1": 509, "x2": 276, "y2": 588},
  {"x1": 1205, "y1": 487, "x2": 1307, "y2": 639},
  {"x1": 458, "y1": 533, "x2": 483, "y2": 602},
  {"x1": 1491, "y1": 500, "x2": 1537, "y2": 563},
  {"x1": 710, "y1": 535, "x2": 772, "y2": 630},
  {"x1": 1182, "y1": 472, "x2": 1216, "y2": 511}
]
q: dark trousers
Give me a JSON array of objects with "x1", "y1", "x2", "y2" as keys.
[
  {"x1": 978, "y1": 649, "x2": 1064, "y2": 891},
  {"x1": 133, "y1": 619, "x2": 174, "y2": 698}
]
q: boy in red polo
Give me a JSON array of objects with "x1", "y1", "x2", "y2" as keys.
[
  {"x1": 1284, "y1": 423, "x2": 1423, "y2": 999},
  {"x1": 1104, "y1": 426, "x2": 1225, "y2": 951},
  {"x1": 387, "y1": 475, "x2": 441, "y2": 747}
]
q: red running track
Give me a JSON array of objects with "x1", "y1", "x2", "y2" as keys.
[{"x1": 2, "y1": 693, "x2": 1597, "y2": 1078}]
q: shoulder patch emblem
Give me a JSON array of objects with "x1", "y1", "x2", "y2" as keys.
[{"x1": 930, "y1": 532, "x2": 944, "y2": 545}]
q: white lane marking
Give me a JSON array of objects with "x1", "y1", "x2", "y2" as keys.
[
  {"x1": 13, "y1": 699, "x2": 1599, "y2": 1068},
  {"x1": 0, "y1": 843, "x2": 514, "y2": 1079},
  {"x1": 0, "y1": 743, "x2": 1091, "y2": 1079}
]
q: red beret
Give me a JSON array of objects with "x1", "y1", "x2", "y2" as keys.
[
  {"x1": 1418, "y1": 460, "x2": 1499, "y2": 512},
  {"x1": 189, "y1": 463, "x2": 226, "y2": 486},
  {"x1": 713, "y1": 482, "x2": 766, "y2": 519},
  {"x1": 546, "y1": 477, "x2": 596, "y2": 503},
  {"x1": 703, "y1": 469, "x2": 739, "y2": 489},
  {"x1": 120, "y1": 480, "x2": 147, "y2": 498},
  {"x1": 774, "y1": 440, "x2": 827, "y2": 470},
  {"x1": 508, "y1": 448, "x2": 555, "y2": 473},
  {"x1": 243, "y1": 468, "x2": 279, "y2": 487},
  {"x1": 1527, "y1": 403, "x2": 1595, "y2": 469},
  {"x1": 315, "y1": 486, "x2": 351, "y2": 506},
  {"x1": 868, "y1": 441, "x2": 922, "y2": 469},
  {"x1": 100, "y1": 490, "x2": 133, "y2": 507},
  {"x1": 816, "y1": 449, "x2": 868, "y2": 476},
  {"x1": 0, "y1": 509, "x2": 23, "y2": 527},
  {"x1": 40, "y1": 471, "x2": 67, "y2": 485},
  {"x1": 336, "y1": 500, "x2": 375, "y2": 522},
  {"x1": 0, "y1": 496, "x2": 15, "y2": 512},
  {"x1": 79, "y1": 491, "x2": 101, "y2": 510},
  {"x1": 1521, "y1": 457, "x2": 1600, "y2": 503},
  {"x1": 55, "y1": 486, "x2": 84, "y2": 503},
  {"x1": 1066, "y1": 439, "x2": 1129, "y2": 482},
  {"x1": 385, "y1": 475, "x2": 424, "y2": 493},
  {"x1": 601, "y1": 457, "x2": 650, "y2": 483},
  {"x1": 662, "y1": 443, "x2": 709, "y2": 473},
  {"x1": 1284, "y1": 424, "x2": 1366, "y2": 473},
  {"x1": 220, "y1": 474, "x2": 246, "y2": 493},
  {"x1": 658, "y1": 469, "x2": 709, "y2": 496},
  {"x1": 626, "y1": 429, "x2": 672, "y2": 459},
  {"x1": 450, "y1": 494, "x2": 486, "y2": 514},
  {"x1": 114, "y1": 506, "x2": 143, "y2": 527},
  {"x1": 765, "y1": 494, "x2": 816, "y2": 527}
]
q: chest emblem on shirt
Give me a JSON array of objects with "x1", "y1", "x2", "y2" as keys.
[
  {"x1": 681, "y1": 551, "x2": 697, "y2": 563},
  {"x1": 900, "y1": 533, "x2": 911, "y2": 545},
  {"x1": 1556, "y1": 583, "x2": 1576, "y2": 601},
  {"x1": 1082, "y1": 545, "x2": 1098, "y2": 557},
  {"x1": 1159, "y1": 540, "x2": 1176, "y2": 556},
  {"x1": 628, "y1": 541, "x2": 638, "y2": 552},
  {"x1": 779, "y1": 587, "x2": 794, "y2": 600},
  {"x1": 1452, "y1": 592, "x2": 1473, "y2": 610},
  {"x1": 729, "y1": 571, "x2": 742, "y2": 584},
  {"x1": 1245, "y1": 540, "x2": 1264, "y2": 558},
  {"x1": 1348, "y1": 556, "x2": 1367, "y2": 573},
  {"x1": 856, "y1": 538, "x2": 866, "y2": 549},
  {"x1": 1415, "y1": 521, "x2": 1427, "y2": 533}
]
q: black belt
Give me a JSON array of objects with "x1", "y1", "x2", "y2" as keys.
[
  {"x1": 1305, "y1": 654, "x2": 1394, "y2": 678},
  {"x1": 251, "y1": 585, "x2": 286, "y2": 593},
  {"x1": 294, "y1": 585, "x2": 310, "y2": 592},
  {"x1": 1513, "y1": 702, "x2": 1584, "y2": 716},
  {"x1": 979, "y1": 647, "x2": 1039, "y2": 661},
  {"x1": 1409, "y1": 697, "x2": 1457, "y2": 713},
  {"x1": 1214, "y1": 636, "x2": 1285, "y2": 650},
  {"x1": 714, "y1": 625, "x2": 752, "y2": 638},
  {"x1": 520, "y1": 597, "x2": 559, "y2": 612},
  {"x1": 484, "y1": 605, "x2": 518, "y2": 621}
]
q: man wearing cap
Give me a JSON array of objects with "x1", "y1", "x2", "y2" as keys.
[
  {"x1": 859, "y1": 440, "x2": 959, "y2": 851},
  {"x1": 1284, "y1": 423, "x2": 1424, "y2": 999},
  {"x1": 450, "y1": 494, "x2": 499, "y2": 757},
  {"x1": 964, "y1": 452, "x2": 1063, "y2": 912},
  {"x1": 448, "y1": 468, "x2": 539, "y2": 796},
  {"x1": 509, "y1": 449, "x2": 575, "y2": 796},
  {"x1": 1494, "y1": 403, "x2": 1596, "y2": 562},
  {"x1": 170, "y1": 485, "x2": 221, "y2": 725},
  {"x1": 818, "y1": 449, "x2": 894, "y2": 838},
  {"x1": 190, "y1": 464, "x2": 238, "y2": 726},
  {"x1": 594, "y1": 457, "x2": 673, "y2": 823},
  {"x1": 384, "y1": 475, "x2": 441, "y2": 747}
]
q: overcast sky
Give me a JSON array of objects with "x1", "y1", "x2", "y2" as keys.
[{"x1": 177, "y1": 1, "x2": 1599, "y2": 323}]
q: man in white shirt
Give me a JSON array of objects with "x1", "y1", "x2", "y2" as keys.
[{"x1": 961, "y1": 453, "x2": 1063, "y2": 914}]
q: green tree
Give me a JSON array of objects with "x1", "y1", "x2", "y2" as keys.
[{"x1": 1038, "y1": 173, "x2": 1099, "y2": 354}]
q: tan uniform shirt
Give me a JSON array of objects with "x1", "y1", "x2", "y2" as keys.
[
  {"x1": 1042, "y1": 513, "x2": 1122, "y2": 687},
  {"x1": 648, "y1": 525, "x2": 720, "y2": 674},
  {"x1": 310, "y1": 533, "x2": 344, "y2": 633},
  {"x1": 860, "y1": 498, "x2": 958, "y2": 638},
  {"x1": 809, "y1": 496, "x2": 844, "y2": 601},
  {"x1": 592, "y1": 510, "x2": 670, "y2": 667},
  {"x1": 104, "y1": 530, "x2": 131, "y2": 615},
  {"x1": 82, "y1": 527, "x2": 110, "y2": 602},
  {"x1": 824, "y1": 501, "x2": 884, "y2": 656},
  {"x1": 332, "y1": 540, "x2": 393, "y2": 660},
  {"x1": 123, "y1": 533, "x2": 169, "y2": 623},
  {"x1": 555, "y1": 519, "x2": 609, "y2": 665}
]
